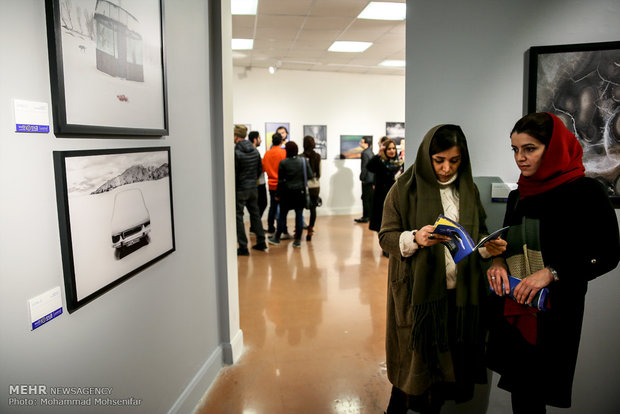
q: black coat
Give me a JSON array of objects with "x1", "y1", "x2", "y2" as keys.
[
  {"x1": 277, "y1": 156, "x2": 314, "y2": 209},
  {"x1": 487, "y1": 177, "x2": 620, "y2": 407},
  {"x1": 367, "y1": 155, "x2": 399, "y2": 232},
  {"x1": 234, "y1": 139, "x2": 262, "y2": 191},
  {"x1": 360, "y1": 147, "x2": 375, "y2": 184}
]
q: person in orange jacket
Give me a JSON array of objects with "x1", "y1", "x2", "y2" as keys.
[{"x1": 262, "y1": 132, "x2": 290, "y2": 237}]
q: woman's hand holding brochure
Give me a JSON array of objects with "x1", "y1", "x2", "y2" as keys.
[
  {"x1": 489, "y1": 273, "x2": 550, "y2": 311},
  {"x1": 430, "y1": 214, "x2": 508, "y2": 263}
]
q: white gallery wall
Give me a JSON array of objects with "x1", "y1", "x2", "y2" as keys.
[
  {"x1": 0, "y1": 1, "x2": 234, "y2": 413},
  {"x1": 404, "y1": 0, "x2": 620, "y2": 413},
  {"x1": 232, "y1": 67, "x2": 405, "y2": 216}
]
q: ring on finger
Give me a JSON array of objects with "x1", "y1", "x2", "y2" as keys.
[{"x1": 491, "y1": 276, "x2": 496, "y2": 280}]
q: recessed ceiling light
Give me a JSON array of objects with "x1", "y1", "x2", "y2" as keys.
[
  {"x1": 231, "y1": 0, "x2": 258, "y2": 15},
  {"x1": 379, "y1": 60, "x2": 406, "y2": 67},
  {"x1": 232, "y1": 38, "x2": 254, "y2": 50},
  {"x1": 358, "y1": 2, "x2": 406, "y2": 21},
  {"x1": 328, "y1": 41, "x2": 372, "y2": 53}
]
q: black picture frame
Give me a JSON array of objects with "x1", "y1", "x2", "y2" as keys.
[
  {"x1": 303, "y1": 125, "x2": 327, "y2": 159},
  {"x1": 54, "y1": 147, "x2": 175, "y2": 313},
  {"x1": 527, "y1": 41, "x2": 620, "y2": 207},
  {"x1": 45, "y1": 0, "x2": 169, "y2": 136}
]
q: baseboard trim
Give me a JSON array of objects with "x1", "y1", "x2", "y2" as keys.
[
  {"x1": 222, "y1": 328, "x2": 244, "y2": 364},
  {"x1": 167, "y1": 346, "x2": 223, "y2": 414}
]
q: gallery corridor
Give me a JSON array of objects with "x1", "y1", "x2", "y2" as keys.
[{"x1": 196, "y1": 214, "x2": 392, "y2": 413}]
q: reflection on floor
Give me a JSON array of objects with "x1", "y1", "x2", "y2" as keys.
[{"x1": 196, "y1": 214, "x2": 391, "y2": 414}]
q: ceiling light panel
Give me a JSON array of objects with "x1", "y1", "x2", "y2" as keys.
[
  {"x1": 232, "y1": 38, "x2": 254, "y2": 50},
  {"x1": 231, "y1": 0, "x2": 258, "y2": 15},
  {"x1": 328, "y1": 41, "x2": 372, "y2": 53},
  {"x1": 379, "y1": 60, "x2": 406, "y2": 67},
  {"x1": 358, "y1": 2, "x2": 406, "y2": 21}
]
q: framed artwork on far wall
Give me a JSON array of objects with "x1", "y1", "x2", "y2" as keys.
[
  {"x1": 527, "y1": 41, "x2": 620, "y2": 207},
  {"x1": 45, "y1": 0, "x2": 168, "y2": 136},
  {"x1": 265, "y1": 122, "x2": 290, "y2": 148},
  {"x1": 340, "y1": 135, "x2": 372, "y2": 159},
  {"x1": 303, "y1": 125, "x2": 327, "y2": 159},
  {"x1": 386, "y1": 121, "x2": 405, "y2": 146},
  {"x1": 54, "y1": 147, "x2": 175, "y2": 312}
]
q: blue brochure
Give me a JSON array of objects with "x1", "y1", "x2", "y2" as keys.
[
  {"x1": 489, "y1": 275, "x2": 550, "y2": 311},
  {"x1": 431, "y1": 214, "x2": 508, "y2": 263}
]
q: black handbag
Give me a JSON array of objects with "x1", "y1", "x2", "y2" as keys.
[{"x1": 302, "y1": 158, "x2": 312, "y2": 210}]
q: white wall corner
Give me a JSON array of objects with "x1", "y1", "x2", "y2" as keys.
[
  {"x1": 222, "y1": 328, "x2": 245, "y2": 364},
  {"x1": 167, "y1": 346, "x2": 224, "y2": 414}
]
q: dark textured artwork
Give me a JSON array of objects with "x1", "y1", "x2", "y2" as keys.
[{"x1": 531, "y1": 44, "x2": 620, "y2": 199}]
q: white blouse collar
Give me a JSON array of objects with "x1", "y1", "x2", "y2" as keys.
[{"x1": 437, "y1": 172, "x2": 458, "y2": 186}]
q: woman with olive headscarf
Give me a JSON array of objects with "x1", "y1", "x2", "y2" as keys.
[{"x1": 379, "y1": 124, "x2": 505, "y2": 413}]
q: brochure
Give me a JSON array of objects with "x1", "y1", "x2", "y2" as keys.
[
  {"x1": 489, "y1": 275, "x2": 550, "y2": 311},
  {"x1": 431, "y1": 214, "x2": 509, "y2": 263}
]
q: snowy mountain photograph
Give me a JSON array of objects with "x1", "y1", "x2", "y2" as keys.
[{"x1": 55, "y1": 147, "x2": 175, "y2": 311}]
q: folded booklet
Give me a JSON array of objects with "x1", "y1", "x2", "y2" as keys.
[
  {"x1": 489, "y1": 275, "x2": 550, "y2": 311},
  {"x1": 431, "y1": 214, "x2": 509, "y2": 264}
]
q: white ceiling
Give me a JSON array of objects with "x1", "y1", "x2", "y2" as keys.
[{"x1": 232, "y1": 0, "x2": 406, "y2": 76}]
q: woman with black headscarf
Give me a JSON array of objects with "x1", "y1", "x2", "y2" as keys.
[{"x1": 367, "y1": 138, "x2": 404, "y2": 257}]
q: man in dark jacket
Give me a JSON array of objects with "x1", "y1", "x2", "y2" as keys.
[
  {"x1": 355, "y1": 137, "x2": 374, "y2": 223},
  {"x1": 234, "y1": 125, "x2": 267, "y2": 255}
]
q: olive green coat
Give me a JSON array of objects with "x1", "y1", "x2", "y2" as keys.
[{"x1": 378, "y1": 125, "x2": 488, "y2": 398}]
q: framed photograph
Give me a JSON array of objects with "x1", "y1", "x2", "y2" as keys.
[
  {"x1": 303, "y1": 125, "x2": 327, "y2": 159},
  {"x1": 386, "y1": 122, "x2": 405, "y2": 146},
  {"x1": 527, "y1": 41, "x2": 620, "y2": 207},
  {"x1": 340, "y1": 135, "x2": 372, "y2": 159},
  {"x1": 386, "y1": 121, "x2": 406, "y2": 160},
  {"x1": 265, "y1": 122, "x2": 290, "y2": 148},
  {"x1": 54, "y1": 147, "x2": 175, "y2": 312},
  {"x1": 45, "y1": 0, "x2": 168, "y2": 136}
]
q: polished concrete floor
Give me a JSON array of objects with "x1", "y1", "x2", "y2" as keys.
[{"x1": 196, "y1": 214, "x2": 392, "y2": 414}]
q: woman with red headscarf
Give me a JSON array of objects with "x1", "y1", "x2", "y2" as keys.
[{"x1": 486, "y1": 113, "x2": 620, "y2": 413}]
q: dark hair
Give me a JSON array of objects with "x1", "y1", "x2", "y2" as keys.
[
  {"x1": 303, "y1": 135, "x2": 315, "y2": 152},
  {"x1": 272, "y1": 132, "x2": 283, "y2": 146},
  {"x1": 276, "y1": 126, "x2": 288, "y2": 134},
  {"x1": 248, "y1": 131, "x2": 259, "y2": 144},
  {"x1": 429, "y1": 125, "x2": 470, "y2": 170},
  {"x1": 511, "y1": 112, "x2": 553, "y2": 146},
  {"x1": 380, "y1": 136, "x2": 389, "y2": 144},
  {"x1": 285, "y1": 141, "x2": 298, "y2": 157},
  {"x1": 381, "y1": 138, "x2": 397, "y2": 160},
  {"x1": 361, "y1": 136, "x2": 371, "y2": 145}
]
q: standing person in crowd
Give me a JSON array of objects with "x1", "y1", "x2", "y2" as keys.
[
  {"x1": 355, "y1": 136, "x2": 374, "y2": 223},
  {"x1": 268, "y1": 142, "x2": 314, "y2": 248},
  {"x1": 262, "y1": 132, "x2": 291, "y2": 239},
  {"x1": 249, "y1": 131, "x2": 267, "y2": 233},
  {"x1": 302, "y1": 135, "x2": 322, "y2": 241},
  {"x1": 378, "y1": 124, "x2": 506, "y2": 414},
  {"x1": 367, "y1": 138, "x2": 404, "y2": 257},
  {"x1": 486, "y1": 112, "x2": 620, "y2": 413},
  {"x1": 234, "y1": 125, "x2": 268, "y2": 256}
]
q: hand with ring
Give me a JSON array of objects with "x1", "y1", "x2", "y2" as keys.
[
  {"x1": 415, "y1": 225, "x2": 451, "y2": 247},
  {"x1": 487, "y1": 257, "x2": 509, "y2": 296}
]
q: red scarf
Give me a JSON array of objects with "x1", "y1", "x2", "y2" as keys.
[{"x1": 517, "y1": 113, "x2": 585, "y2": 199}]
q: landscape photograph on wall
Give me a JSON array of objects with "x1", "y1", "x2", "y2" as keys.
[{"x1": 54, "y1": 147, "x2": 175, "y2": 312}]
